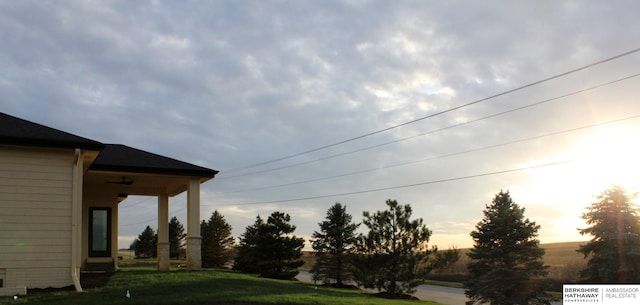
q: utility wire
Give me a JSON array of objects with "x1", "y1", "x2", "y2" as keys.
[
  {"x1": 120, "y1": 107, "x2": 640, "y2": 227},
  {"x1": 217, "y1": 73, "x2": 640, "y2": 179},
  {"x1": 122, "y1": 160, "x2": 568, "y2": 226},
  {"x1": 216, "y1": 113, "x2": 640, "y2": 194},
  {"x1": 208, "y1": 161, "x2": 570, "y2": 206},
  {"x1": 122, "y1": 54, "x2": 640, "y2": 227},
  {"x1": 120, "y1": 206, "x2": 187, "y2": 227},
  {"x1": 222, "y1": 47, "x2": 640, "y2": 173},
  {"x1": 121, "y1": 112, "x2": 640, "y2": 227},
  {"x1": 122, "y1": 112, "x2": 640, "y2": 227},
  {"x1": 120, "y1": 196, "x2": 154, "y2": 209}
]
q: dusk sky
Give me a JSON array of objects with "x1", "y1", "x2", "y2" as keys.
[{"x1": 2, "y1": 0, "x2": 639, "y2": 250}]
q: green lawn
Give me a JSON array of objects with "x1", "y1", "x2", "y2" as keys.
[{"x1": 1, "y1": 268, "x2": 443, "y2": 305}]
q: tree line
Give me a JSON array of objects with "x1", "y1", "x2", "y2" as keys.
[{"x1": 131, "y1": 185, "x2": 640, "y2": 304}]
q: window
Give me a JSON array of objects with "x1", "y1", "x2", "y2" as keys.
[{"x1": 89, "y1": 207, "x2": 111, "y2": 257}]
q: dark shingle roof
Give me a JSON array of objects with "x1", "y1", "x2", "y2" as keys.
[
  {"x1": 90, "y1": 144, "x2": 218, "y2": 178},
  {"x1": 1, "y1": 112, "x2": 218, "y2": 178},
  {"x1": 0, "y1": 112, "x2": 104, "y2": 150}
]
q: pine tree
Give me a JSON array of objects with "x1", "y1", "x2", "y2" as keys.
[
  {"x1": 577, "y1": 185, "x2": 640, "y2": 282},
  {"x1": 233, "y1": 215, "x2": 264, "y2": 274},
  {"x1": 353, "y1": 199, "x2": 432, "y2": 296},
  {"x1": 131, "y1": 225, "x2": 157, "y2": 258},
  {"x1": 201, "y1": 210, "x2": 235, "y2": 268},
  {"x1": 311, "y1": 203, "x2": 360, "y2": 287},
  {"x1": 465, "y1": 190, "x2": 550, "y2": 305},
  {"x1": 234, "y1": 212, "x2": 305, "y2": 279},
  {"x1": 168, "y1": 216, "x2": 186, "y2": 259}
]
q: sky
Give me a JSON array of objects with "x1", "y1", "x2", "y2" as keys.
[{"x1": 2, "y1": 0, "x2": 640, "y2": 250}]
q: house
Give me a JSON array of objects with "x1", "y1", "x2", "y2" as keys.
[{"x1": 0, "y1": 112, "x2": 218, "y2": 295}]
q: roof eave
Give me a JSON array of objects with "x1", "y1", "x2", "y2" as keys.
[
  {"x1": 88, "y1": 164, "x2": 219, "y2": 178},
  {"x1": 0, "y1": 136, "x2": 105, "y2": 151}
]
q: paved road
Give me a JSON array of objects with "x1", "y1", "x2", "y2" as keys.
[
  {"x1": 413, "y1": 284, "x2": 468, "y2": 305},
  {"x1": 295, "y1": 271, "x2": 562, "y2": 305}
]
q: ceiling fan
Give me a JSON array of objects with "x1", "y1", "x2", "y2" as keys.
[{"x1": 107, "y1": 176, "x2": 134, "y2": 185}]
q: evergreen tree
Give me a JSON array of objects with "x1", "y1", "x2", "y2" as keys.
[
  {"x1": 465, "y1": 190, "x2": 550, "y2": 305},
  {"x1": 311, "y1": 203, "x2": 360, "y2": 286},
  {"x1": 131, "y1": 225, "x2": 157, "y2": 258},
  {"x1": 168, "y1": 216, "x2": 186, "y2": 259},
  {"x1": 577, "y1": 185, "x2": 640, "y2": 282},
  {"x1": 129, "y1": 239, "x2": 137, "y2": 251},
  {"x1": 233, "y1": 215, "x2": 264, "y2": 274},
  {"x1": 201, "y1": 210, "x2": 235, "y2": 268},
  {"x1": 234, "y1": 211, "x2": 305, "y2": 279},
  {"x1": 353, "y1": 199, "x2": 432, "y2": 296}
]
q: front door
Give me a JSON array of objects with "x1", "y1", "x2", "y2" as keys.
[{"x1": 89, "y1": 207, "x2": 111, "y2": 257}]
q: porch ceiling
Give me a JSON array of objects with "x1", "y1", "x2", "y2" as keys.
[
  {"x1": 84, "y1": 143, "x2": 218, "y2": 197},
  {"x1": 84, "y1": 170, "x2": 199, "y2": 197}
]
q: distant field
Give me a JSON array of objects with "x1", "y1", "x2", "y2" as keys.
[
  {"x1": 541, "y1": 241, "x2": 587, "y2": 279},
  {"x1": 301, "y1": 241, "x2": 588, "y2": 281},
  {"x1": 438, "y1": 241, "x2": 587, "y2": 280}
]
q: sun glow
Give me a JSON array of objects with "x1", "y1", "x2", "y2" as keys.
[
  {"x1": 568, "y1": 126, "x2": 640, "y2": 194},
  {"x1": 522, "y1": 125, "x2": 640, "y2": 204},
  {"x1": 546, "y1": 125, "x2": 640, "y2": 242},
  {"x1": 511, "y1": 124, "x2": 640, "y2": 243}
]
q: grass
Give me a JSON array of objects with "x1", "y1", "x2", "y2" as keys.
[
  {"x1": 5, "y1": 242, "x2": 580, "y2": 304},
  {"x1": 1, "y1": 267, "x2": 443, "y2": 305}
]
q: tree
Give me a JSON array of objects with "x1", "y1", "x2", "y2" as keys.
[
  {"x1": 234, "y1": 211, "x2": 305, "y2": 279},
  {"x1": 168, "y1": 216, "x2": 186, "y2": 259},
  {"x1": 201, "y1": 210, "x2": 235, "y2": 268},
  {"x1": 233, "y1": 215, "x2": 264, "y2": 274},
  {"x1": 465, "y1": 190, "x2": 550, "y2": 305},
  {"x1": 577, "y1": 185, "x2": 640, "y2": 282},
  {"x1": 353, "y1": 199, "x2": 433, "y2": 296},
  {"x1": 311, "y1": 203, "x2": 360, "y2": 286},
  {"x1": 131, "y1": 225, "x2": 157, "y2": 258}
]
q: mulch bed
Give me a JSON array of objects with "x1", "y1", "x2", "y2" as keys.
[
  {"x1": 26, "y1": 273, "x2": 113, "y2": 295},
  {"x1": 80, "y1": 272, "x2": 115, "y2": 289}
]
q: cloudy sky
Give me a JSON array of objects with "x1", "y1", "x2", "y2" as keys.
[{"x1": 2, "y1": 0, "x2": 640, "y2": 250}]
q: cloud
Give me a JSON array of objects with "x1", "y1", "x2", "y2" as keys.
[{"x1": 2, "y1": 1, "x2": 640, "y2": 250}]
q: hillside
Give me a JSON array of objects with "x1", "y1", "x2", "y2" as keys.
[
  {"x1": 435, "y1": 241, "x2": 586, "y2": 279},
  {"x1": 301, "y1": 241, "x2": 587, "y2": 281}
]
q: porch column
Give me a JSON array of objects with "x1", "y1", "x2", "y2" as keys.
[
  {"x1": 186, "y1": 177, "x2": 202, "y2": 271},
  {"x1": 157, "y1": 193, "x2": 170, "y2": 271}
]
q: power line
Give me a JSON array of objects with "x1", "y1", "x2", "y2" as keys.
[
  {"x1": 121, "y1": 51, "x2": 640, "y2": 227},
  {"x1": 222, "y1": 47, "x2": 640, "y2": 173},
  {"x1": 217, "y1": 72, "x2": 640, "y2": 179},
  {"x1": 208, "y1": 161, "x2": 571, "y2": 206},
  {"x1": 122, "y1": 112, "x2": 640, "y2": 227},
  {"x1": 216, "y1": 113, "x2": 640, "y2": 195},
  {"x1": 119, "y1": 206, "x2": 187, "y2": 227},
  {"x1": 123, "y1": 160, "x2": 562, "y2": 226},
  {"x1": 119, "y1": 196, "x2": 154, "y2": 209},
  {"x1": 121, "y1": 112, "x2": 640, "y2": 227}
]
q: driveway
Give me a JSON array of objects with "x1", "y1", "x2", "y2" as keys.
[{"x1": 295, "y1": 271, "x2": 562, "y2": 305}]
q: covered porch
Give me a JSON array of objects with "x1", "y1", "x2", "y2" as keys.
[{"x1": 82, "y1": 144, "x2": 218, "y2": 272}]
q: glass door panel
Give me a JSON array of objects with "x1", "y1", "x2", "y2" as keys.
[{"x1": 89, "y1": 207, "x2": 111, "y2": 257}]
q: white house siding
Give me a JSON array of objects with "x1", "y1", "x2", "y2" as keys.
[{"x1": 0, "y1": 146, "x2": 74, "y2": 289}]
